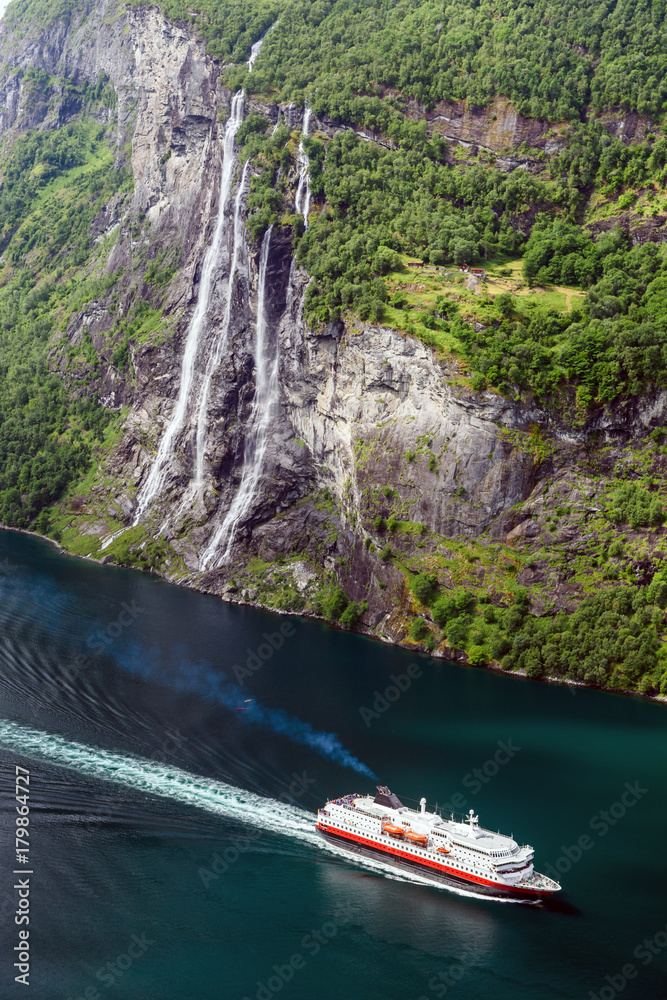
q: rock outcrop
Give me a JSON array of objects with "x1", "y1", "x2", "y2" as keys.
[{"x1": 2, "y1": 0, "x2": 667, "y2": 645}]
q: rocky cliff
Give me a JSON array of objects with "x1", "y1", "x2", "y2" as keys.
[{"x1": 2, "y1": 0, "x2": 667, "y2": 673}]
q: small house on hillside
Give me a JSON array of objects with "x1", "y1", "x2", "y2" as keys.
[{"x1": 470, "y1": 267, "x2": 486, "y2": 280}]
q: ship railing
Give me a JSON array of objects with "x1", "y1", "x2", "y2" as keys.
[{"x1": 330, "y1": 802, "x2": 384, "y2": 821}]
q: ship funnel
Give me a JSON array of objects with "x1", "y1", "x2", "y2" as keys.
[{"x1": 420, "y1": 797, "x2": 426, "y2": 814}]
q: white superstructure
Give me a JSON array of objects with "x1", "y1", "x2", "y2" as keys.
[{"x1": 316, "y1": 786, "x2": 560, "y2": 899}]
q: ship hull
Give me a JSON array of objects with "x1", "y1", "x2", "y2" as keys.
[{"x1": 319, "y1": 827, "x2": 554, "y2": 901}]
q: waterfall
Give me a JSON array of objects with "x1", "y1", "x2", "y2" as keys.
[
  {"x1": 194, "y1": 159, "x2": 250, "y2": 485},
  {"x1": 202, "y1": 226, "x2": 277, "y2": 568},
  {"x1": 247, "y1": 35, "x2": 265, "y2": 72},
  {"x1": 248, "y1": 21, "x2": 276, "y2": 72},
  {"x1": 133, "y1": 91, "x2": 247, "y2": 523},
  {"x1": 294, "y1": 106, "x2": 312, "y2": 226}
]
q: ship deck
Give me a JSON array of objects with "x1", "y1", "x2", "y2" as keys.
[{"x1": 330, "y1": 795, "x2": 523, "y2": 857}]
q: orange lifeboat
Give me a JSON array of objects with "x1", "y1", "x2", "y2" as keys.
[
  {"x1": 405, "y1": 830, "x2": 428, "y2": 846},
  {"x1": 436, "y1": 845, "x2": 451, "y2": 854},
  {"x1": 382, "y1": 822, "x2": 405, "y2": 839}
]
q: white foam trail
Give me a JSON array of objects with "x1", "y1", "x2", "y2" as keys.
[
  {"x1": 0, "y1": 718, "x2": 318, "y2": 840},
  {"x1": 203, "y1": 225, "x2": 277, "y2": 567},
  {"x1": 295, "y1": 107, "x2": 312, "y2": 226},
  {"x1": 134, "y1": 92, "x2": 247, "y2": 522},
  {"x1": 194, "y1": 159, "x2": 251, "y2": 485},
  {"x1": 0, "y1": 720, "x2": 526, "y2": 901}
]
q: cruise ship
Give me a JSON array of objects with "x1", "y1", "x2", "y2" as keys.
[{"x1": 316, "y1": 786, "x2": 561, "y2": 900}]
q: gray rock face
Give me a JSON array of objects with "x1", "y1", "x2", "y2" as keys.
[{"x1": 3, "y1": 2, "x2": 667, "y2": 622}]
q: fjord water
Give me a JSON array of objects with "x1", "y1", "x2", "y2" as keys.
[{"x1": 0, "y1": 532, "x2": 665, "y2": 1000}]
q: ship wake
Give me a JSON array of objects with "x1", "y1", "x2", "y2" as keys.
[{"x1": 0, "y1": 719, "x2": 534, "y2": 903}]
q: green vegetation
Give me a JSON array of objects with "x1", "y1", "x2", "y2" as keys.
[
  {"x1": 409, "y1": 617, "x2": 430, "y2": 640},
  {"x1": 105, "y1": 0, "x2": 667, "y2": 121},
  {"x1": 5, "y1": 0, "x2": 667, "y2": 708},
  {"x1": 322, "y1": 586, "x2": 349, "y2": 622},
  {"x1": 454, "y1": 224, "x2": 667, "y2": 404},
  {"x1": 607, "y1": 483, "x2": 664, "y2": 529},
  {"x1": 238, "y1": 119, "x2": 292, "y2": 241},
  {"x1": 498, "y1": 582, "x2": 667, "y2": 693},
  {"x1": 0, "y1": 102, "x2": 129, "y2": 528},
  {"x1": 297, "y1": 131, "x2": 533, "y2": 323},
  {"x1": 412, "y1": 572, "x2": 437, "y2": 605},
  {"x1": 402, "y1": 570, "x2": 667, "y2": 694}
]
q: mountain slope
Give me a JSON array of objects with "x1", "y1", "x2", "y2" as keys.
[{"x1": 1, "y1": 0, "x2": 667, "y2": 699}]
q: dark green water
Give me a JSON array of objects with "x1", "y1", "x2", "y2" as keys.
[{"x1": 0, "y1": 530, "x2": 665, "y2": 1000}]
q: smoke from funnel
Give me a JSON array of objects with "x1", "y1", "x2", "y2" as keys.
[{"x1": 114, "y1": 640, "x2": 376, "y2": 779}]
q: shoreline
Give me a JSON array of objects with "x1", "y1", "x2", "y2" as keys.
[{"x1": 2, "y1": 523, "x2": 665, "y2": 707}]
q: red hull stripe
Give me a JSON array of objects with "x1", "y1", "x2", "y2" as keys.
[{"x1": 318, "y1": 823, "x2": 545, "y2": 896}]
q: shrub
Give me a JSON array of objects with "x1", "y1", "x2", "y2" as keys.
[
  {"x1": 412, "y1": 572, "x2": 437, "y2": 605},
  {"x1": 323, "y1": 587, "x2": 349, "y2": 621},
  {"x1": 607, "y1": 482, "x2": 664, "y2": 528},
  {"x1": 390, "y1": 291, "x2": 408, "y2": 309},
  {"x1": 467, "y1": 645, "x2": 488, "y2": 666},
  {"x1": 409, "y1": 618, "x2": 430, "y2": 640},
  {"x1": 504, "y1": 605, "x2": 526, "y2": 633},
  {"x1": 648, "y1": 578, "x2": 667, "y2": 607},
  {"x1": 380, "y1": 545, "x2": 392, "y2": 561},
  {"x1": 340, "y1": 601, "x2": 360, "y2": 628},
  {"x1": 444, "y1": 617, "x2": 469, "y2": 648},
  {"x1": 639, "y1": 674, "x2": 655, "y2": 695},
  {"x1": 373, "y1": 515, "x2": 386, "y2": 532},
  {"x1": 483, "y1": 605, "x2": 496, "y2": 623},
  {"x1": 432, "y1": 590, "x2": 475, "y2": 626},
  {"x1": 523, "y1": 649, "x2": 543, "y2": 678},
  {"x1": 491, "y1": 635, "x2": 511, "y2": 659},
  {"x1": 373, "y1": 245, "x2": 403, "y2": 275}
]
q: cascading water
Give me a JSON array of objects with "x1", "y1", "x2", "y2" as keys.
[
  {"x1": 133, "y1": 27, "x2": 273, "y2": 522},
  {"x1": 247, "y1": 33, "x2": 266, "y2": 71},
  {"x1": 194, "y1": 160, "x2": 250, "y2": 485},
  {"x1": 133, "y1": 92, "x2": 247, "y2": 523},
  {"x1": 294, "y1": 106, "x2": 312, "y2": 226},
  {"x1": 202, "y1": 226, "x2": 277, "y2": 567}
]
